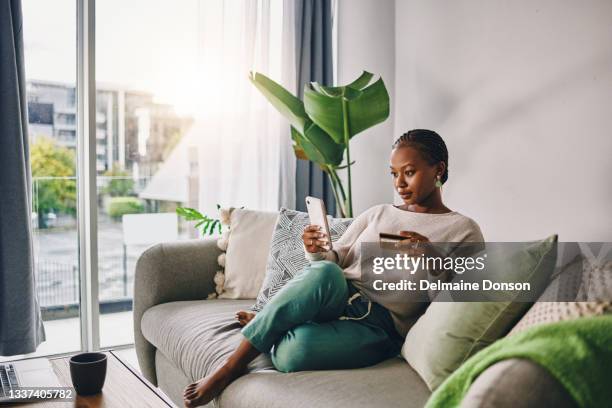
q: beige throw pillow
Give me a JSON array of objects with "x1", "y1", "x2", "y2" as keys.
[{"x1": 218, "y1": 208, "x2": 278, "y2": 299}]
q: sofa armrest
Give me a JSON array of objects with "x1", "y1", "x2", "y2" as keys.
[
  {"x1": 460, "y1": 358, "x2": 576, "y2": 408},
  {"x1": 133, "y1": 239, "x2": 220, "y2": 385}
]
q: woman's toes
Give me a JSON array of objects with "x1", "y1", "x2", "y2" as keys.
[{"x1": 235, "y1": 311, "x2": 254, "y2": 325}]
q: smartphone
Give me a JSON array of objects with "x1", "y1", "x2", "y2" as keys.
[{"x1": 305, "y1": 196, "x2": 332, "y2": 251}]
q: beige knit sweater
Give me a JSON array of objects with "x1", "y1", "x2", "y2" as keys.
[{"x1": 306, "y1": 203, "x2": 484, "y2": 336}]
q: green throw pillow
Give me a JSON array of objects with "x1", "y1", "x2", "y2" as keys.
[{"x1": 401, "y1": 235, "x2": 558, "y2": 391}]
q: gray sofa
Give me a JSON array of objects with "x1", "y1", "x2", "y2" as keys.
[{"x1": 134, "y1": 239, "x2": 575, "y2": 408}]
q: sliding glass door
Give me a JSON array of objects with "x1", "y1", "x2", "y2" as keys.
[
  {"x1": 4, "y1": 0, "x2": 290, "y2": 359},
  {"x1": 95, "y1": 0, "x2": 196, "y2": 347},
  {"x1": 11, "y1": 0, "x2": 203, "y2": 356}
]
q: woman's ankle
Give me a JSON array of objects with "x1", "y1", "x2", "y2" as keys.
[{"x1": 221, "y1": 360, "x2": 248, "y2": 379}]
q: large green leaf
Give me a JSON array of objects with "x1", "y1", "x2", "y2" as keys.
[
  {"x1": 303, "y1": 123, "x2": 344, "y2": 166},
  {"x1": 291, "y1": 125, "x2": 344, "y2": 167},
  {"x1": 290, "y1": 126, "x2": 309, "y2": 160},
  {"x1": 249, "y1": 72, "x2": 308, "y2": 132},
  {"x1": 303, "y1": 86, "x2": 345, "y2": 144},
  {"x1": 344, "y1": 77, "x2": 390, "y2": 137},
  {"x1": 346, "y1": 71, "x2": 374, "y2": 89},
  {"x1": 311, "y1": 71, "x2": 374, "y2": 97},
  {"x1": 304, "y1": 75, "x2": 389, "y2": 142}
]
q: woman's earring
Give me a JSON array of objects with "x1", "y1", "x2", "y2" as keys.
[{"x1": 435, "y1": 175, "x2": 443, "y2": 188}]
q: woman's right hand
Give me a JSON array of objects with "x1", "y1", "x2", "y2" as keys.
[{"x1": 302, "y1": 225, "x2": 329, "y2": 253}]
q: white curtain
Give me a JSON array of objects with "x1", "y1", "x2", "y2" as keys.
[{"x1": 190, "y1": 0, "x2": 296, "y2": 214}]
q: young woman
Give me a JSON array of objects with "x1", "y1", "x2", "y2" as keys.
[{"x1": 183, "y1": 129, "x2": 484, "y2": 407}]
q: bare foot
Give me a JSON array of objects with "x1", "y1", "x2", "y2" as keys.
[
  {"x1": 183, "y1": 364, "x2": 241, "y2": 407},
  {"x1": 235, "y1": 310, "x2": 256, "y2": 326},
  {"x1": 184, "y1": 339, "x2": 260, "y2": 407}
]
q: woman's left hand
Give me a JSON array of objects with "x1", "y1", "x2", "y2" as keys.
[
  {"x1": 397, "y1": 230, "x2": 430, "y2": 244},
  {"x1": 399, "y1": 231, "x2": 448, "y2": 277}
]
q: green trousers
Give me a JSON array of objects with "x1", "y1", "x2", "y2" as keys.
[{"x1": 241, "y1": 261, "x2": 403, "y2": 372}]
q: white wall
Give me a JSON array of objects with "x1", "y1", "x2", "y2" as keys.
[
  {"x1": 391, "y1": 0, "x2": 612, "y2": 241},
  {"x1": 336, "y1": 0, "x2": 396, "y2": 215},
  {"x1": 336, "y1": 0, "x2": 611, "y2": 240}
]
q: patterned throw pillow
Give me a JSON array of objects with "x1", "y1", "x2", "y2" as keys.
[
  {"x1": 508, "y1": 257, "x2": 612, "y2": 335},
  {"x1": 250, "y1": 208, "x2": 352, "y2": 312},
  {"x1": 576, "y1": 258, "x2": 612, "y2": 302}
]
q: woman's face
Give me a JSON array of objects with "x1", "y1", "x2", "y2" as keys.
[{"x1": 389, "y1": 145, "x2": 443, "y2": 206}]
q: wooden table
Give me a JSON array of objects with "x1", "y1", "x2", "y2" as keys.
[{"x1": 16, "y1": 351, "x2": 176, "y2": 407}]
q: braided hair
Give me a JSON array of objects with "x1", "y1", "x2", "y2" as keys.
[{"x1": 392, "y1": 129, "x2": 449, "y2": 184}]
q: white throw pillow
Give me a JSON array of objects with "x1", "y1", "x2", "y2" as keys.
[{"x1": 218, "y1": 208, "x2": 279, "y2": 299}]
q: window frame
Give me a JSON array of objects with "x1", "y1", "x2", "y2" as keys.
[{"x1": 76, "y1": 0, "x2": 100, "y2": 352}]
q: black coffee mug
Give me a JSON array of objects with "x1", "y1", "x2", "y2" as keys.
[{"x1": 69, "y1": 352, "x2": 107, "y2": 395}]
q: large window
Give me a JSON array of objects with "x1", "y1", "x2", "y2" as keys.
[
  {"x1": 2, "y1": 0, "x2": 292, "y2": 360},
  {"x1": 16, "y1": 0, "x2": 199, "y2": 352},
  {"x1": 95, "y1": 0, "x2": 198, "y2": 347},
  {"x1": 12, "y1": 0, "x2": 200, "y2": 354}
]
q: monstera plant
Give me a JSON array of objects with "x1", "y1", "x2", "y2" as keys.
[{"x1": 249, "y1": 71, "x2": 389, "y2": 218}]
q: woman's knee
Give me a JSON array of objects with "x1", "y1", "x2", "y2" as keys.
[
  {"x1": 303, "y1": 260, "x2": 345, "y2": 289},
  {"x1": 271, "y1": 328, "x2": 316, "y2": 372}
]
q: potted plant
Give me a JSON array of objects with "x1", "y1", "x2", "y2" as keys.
[{"x1": 250, "y1": 71, "x2": 389, "y2": 217}]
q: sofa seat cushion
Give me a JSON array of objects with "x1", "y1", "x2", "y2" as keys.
[
  {"x1": 142, "y1": 299, "x2": 431, "y2": 408},
  {"x1": 219, "y1": 357, "x2": 431, "y2": 408},
  {"x1": 141, "y1": 299, "x2": 274, "y2": 381}
]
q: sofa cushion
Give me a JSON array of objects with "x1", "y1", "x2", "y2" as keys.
[
  {"x1": 508, "y1": 256, "x2": 612, "y2": 335},
  {"x1": 251, "y1": 208, "x2": 352, "y2": 312},
  {"x1": 402, "y1": 236, "x2": 558, "y2": 391},
  {"x1": 219, "y1": 358, "x2": 430, "y2": 408},
  {"x1": 576, "y1": 257, "x2": 612, "y2": 302},
  {"x1": 219, "y1": 208, "x2": 279, "y2": 299},
  {"x1": 155, "y1": 350, "x2": 192, "y2": 406},
  {"x1": 143, "y1": 299, "x2": 431, "y2": 408},
  {"x1": 141, "y1": 299, "x2": 274, "y2": 381}
]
